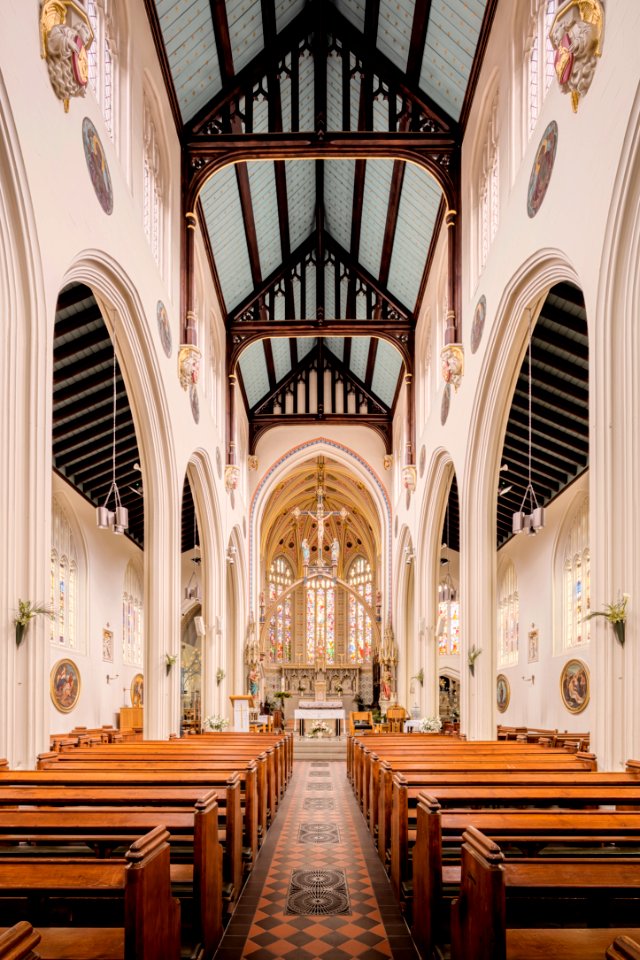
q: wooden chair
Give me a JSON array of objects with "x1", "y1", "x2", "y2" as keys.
[
  {"x1": 349, "y1": 711, "x2": 373, "y2": 735},
  {"x1": 386, "y1": 707, "x2": 407, "y2": 733}
]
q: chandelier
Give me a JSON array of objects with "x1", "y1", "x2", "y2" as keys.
[
  {"x1": 96, "y1": 347, "x2": 129, "y2": 535},
  {"x1": 512, "y1": 312, "x2": 545, "y2": 536}
]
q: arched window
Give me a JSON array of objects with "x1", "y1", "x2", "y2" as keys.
[
  {"x1": 561, "y1": 498, "x2": 590, "y2": 649},
  {"x1": 478, "y1": 92, "x2": 499, "y2": 274},
  {"x1": 347, "y1": 557, "x2": 373, "y2": 663},
  {"x1": 50, "y1": 499, "x2": 80, "y2": 650},
  {"x1": 306, "y1": 577, "x2": 335, "y2": 665},
  {"x1": 123, "y1": 561, "x2": 143, "y2": 666},
  {"x1": 498, "y1": 562, "x2": 519, "y2": 666},
  {"x1": 268, "y1": 557, "x2": 293, "y2": 662},
  {"x1": 527, "y1": 0, "x2": 557, "y2": 136},
  {"x1": 143, "y1": 93, "x2": 163, "y2": 269},
  {"x1": 437, "y1": 580, "x2": 460, "y2": 656},
  {"x1": 86, "y1": 0, "x2": 116, "y2": 139}
]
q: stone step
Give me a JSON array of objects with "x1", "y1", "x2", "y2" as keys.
[{"x1": 293, "y1": 735, "x2": 347, "y2": 761}]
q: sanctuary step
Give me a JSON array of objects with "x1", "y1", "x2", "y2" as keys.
[{"x1": 293, "y1": 735, "x2": 347, "y2": 761}]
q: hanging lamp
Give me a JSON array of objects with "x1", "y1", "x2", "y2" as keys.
[
  {"x1": 512, "y1": 312, "x2": 545, "y2": 536},
  {"x1": 96, "y1": 347, "x2": 129, "y2": 534}
]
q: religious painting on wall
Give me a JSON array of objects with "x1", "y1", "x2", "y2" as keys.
[
  {"x1": 156, "y1": 301, "x2": 172, "y2": 358},
  {"x1": 527, "y1": 121, "x2": 558, "y2": 218},
  {"x1": 528, "y1": 623, "x2": 539, "y2": 663},
  {"x1": 441, "y1": 382, "x2": 451, "y2": 425},
  {"x1": 560, "y1": 657, "x2": 589, "y2": 714},
  {"x1": 131, "y1": 673, "x2": 144, "y2": 707},
  {"x1": 50, "y1": 658, "x2": 81, "y2": 713},
  {"x1": 189, "y1": 384, "x2": 200, "y2": 424},
  {"x1": 496, "y1": 673, "x2": 510, "y2": 713},
  {"x1": 470, "y1": 295, "x2": 487, "y2": 354},
  {"x1": 102, "y1": 627, "x2": 113, "y2": 662},
  {"x1": 82, "y1": 117, "x2": 113, "y2": 215}
]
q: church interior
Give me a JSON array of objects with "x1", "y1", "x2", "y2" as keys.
[{"x1": 2, "y1": 0, "x2": 640, "y2": 957}]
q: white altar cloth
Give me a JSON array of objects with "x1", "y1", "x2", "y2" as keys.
[
  {"x1": 298, "y1": 700, "x2": 343, "y2": 709},
  {"x1": 294, "y1": 708, "x2": 346, "y2": 721}
]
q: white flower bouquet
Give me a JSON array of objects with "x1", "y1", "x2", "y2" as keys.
[
  {"x1": 419, "y1": 716, "x2": 442, "y2": 733},
  {"x1": 307, "y1": 719, "x2": 332, "y2": 738},
  {"x1": 202, "y1": 714, "x2": 229, "y2": 732}
]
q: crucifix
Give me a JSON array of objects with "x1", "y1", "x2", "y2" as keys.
[{"x1": 292, "y1": 463, "x2": 347, "y2": 570}]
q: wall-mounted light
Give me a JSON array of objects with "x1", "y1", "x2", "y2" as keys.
[
  {"x1": 106, "y1": 674, "x2": 119, "y2": 684},
  {"x1": 521, "y1": 675, "x2": 535, "y2": 685},
  {"x1": 96, "y1": 348, "x2": 129, "y2": 535}
]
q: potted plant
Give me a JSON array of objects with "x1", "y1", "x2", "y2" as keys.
[
  {"x1": 216, "y1": 668, "x2": 225, "y2": 686},
  {"x1": 468, "y1": 645, "x2": 482, "y2": 676},
  {"x1": 14, "y1": 600, "x2": 51, "y2": 647},
  {"x1": 411, "y1": 669, "x2": 424, "y2": 687},
  {"x1": 165, "y1": 653, "x2": 177, "y2": 675}
]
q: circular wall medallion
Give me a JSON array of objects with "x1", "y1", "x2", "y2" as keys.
[
  {"x1": 496, "y1": 674, "x2": 510, "y2": 713},
  {"x1": 405, "y1": 488, "x2": 411, "y2": 510},
  {"x1": 441, "y1": 383, "x2": 451, "y2": 425},
  {"x1": 156, "y1": 301, "x2": 172, "y2": 358},
  {"x1": 82, "y1": 117, "x2": 113, "y2": 215},
  {"x1": 527, "y1": 120, "x2": 558, "y2": 218},
  {"x1": 50, "y1": 658, "x2": 81, "y2": 713},
  {"x1": 216, "y1": 447, "x2": 222, "y2": 478},
  {"x1": 394, "y1": 516, "x2": 399, "y2": 538},
  {"x1": 470, "y1": 295, "x2": 487, "y2": 354},
  {"x1": 419, "y1": 445, "x2": 426, "y2": 478},
  {"x1": 189, "y1": 384, "x2": 200, "y2": 424},
  {"x1": 230, "y1": 489, "x2": 235, "y2": 510},
  {"x1": 560, "y1": 658, "x2": 590, "y2": 714}
]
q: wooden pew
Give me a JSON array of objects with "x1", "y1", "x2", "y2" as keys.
[
  {"x1": 412, "y1": 797, "x2": 640, "y2": 959},
  {"x1": 608, "y1": 937, "x2": 640, "y2": 960},
  {"x1": 450, "y1": 826, "x2": 640, "y2": 960},
  {"x1": 0, "y1": 923, "x2": 41, "y2": 960},
  {"x1": 0, "y1": 826, "x2": 181, "y2": 960},
  {"x1": 0, "y1": 798, "x2": 222, "y2": 959}
]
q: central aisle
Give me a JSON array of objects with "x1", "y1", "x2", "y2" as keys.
[{"x1": 214, "y1": 760, "x2": 419, "y2": 959}]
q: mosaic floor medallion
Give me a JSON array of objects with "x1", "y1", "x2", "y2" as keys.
[
  {"x1": 306, "y1": 781, "x2": 332, "y2": 790},
  {"x1": 310, "y1": 761, "x2": 329, "y2": 767},
  {"x1": 308, "y1": 769, "x2": 330, "y2": 776},
  {"x1": 303, "y1": 797, "x2": 335, "y2": 810},
  {"x1": 297, "y1": 821, "x2": 340, "y2": 844},
  {"x1": 286, "y1": 868, "x2": 351, "y2": 916}
]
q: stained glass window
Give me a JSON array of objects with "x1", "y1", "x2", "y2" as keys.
[
  {"x1": 498, "y1": 563, "x2": 519, "y2": 666},
  {"x1": 268, "y1": 557, "x2": 292, "y2": 662},
  {"x1": 562, "y1": 498, "x2": 590, "y2": 648},
  {"x1": 86, "y1": 0, "x2": 115, "y2": 140},
  {"x1": 306, "y1": 577, "x2": 336, "y2": 665},
  {"x1": 438, "y1": 581, "x2": 460, "y2": 656},
  {"x1": 123, "y1": 561, "x2": 143, "y2": 666},
  {"x1": 479, "y1": 93, "x2": 499, "y2": 274},
  {"x1": 51, "y1": 500, "x2": 79, "y2": 650},
  {"x1": 347, "y1": 558, "x2": 373, "y2": 663},
  {"x1": 143, "y1": 94, "x2": 163, "y2": 269},
  {"x1": 528, "y1": 1, "x2": 557, "y2": 135}
]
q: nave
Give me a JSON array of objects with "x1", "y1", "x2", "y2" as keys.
[{"x1": 215, "y1": 759, "x2": 418, "y2": 960}]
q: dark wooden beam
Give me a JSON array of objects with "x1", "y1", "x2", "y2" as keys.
[
  {"x1": 315, "y1": 161, "x2": 325, "y2": 320},
  {"x1": 251, "y1": 343, "x2": 319, "y2": 414},
  {"x1": 141, "y1": 0, "x2": 184, "y2": 137},
  {"x1": 54, "y1": 303, "x2": 103, "y2": 338},
  {"x1": 325, "y1": 234, "x2": 414, "y2": 320},
  {"x1": 364, "y1": 337, "x2": 379, "y2": 390},
  {"x1": 229, "y1": 235, "x2": 315, "y2": 321},
  {"x1": 263, "y1": 338, "x2": 277, "y2": 391},
  {"x1": 325, "y1": 347, "x2": 390, "y2": 414},
  {"x1": 346, "y1": 159, "x2": 366, "y2": 317},
  {"x1": 209, "y1": 0, "x2": 235, "y2": 82},
  {"x1": 53, "y1": 346, "x2": 114, "y2": 385},
  {"x1": 406, "y1": 0, "x2": 432, "y2": 83},
  {"x1": 378, "y1": 159, "x2": 406, "y2": 289},
  {"x1": 54, "y1": 284, "x2": 93, "y2": 312},
  {"x1": 459, "y1": 0, "x2": 500, "y2": 133},
  {"x1": 53, "y1": 383, "x2": 128, "y2": 427},
  {"x1": 53, "y1": 326, "x2": 111, "y2": 362}
]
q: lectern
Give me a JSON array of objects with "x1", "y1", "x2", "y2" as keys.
[{"x1": 229, "y1": 695, "x2": 254, "y2": 732}]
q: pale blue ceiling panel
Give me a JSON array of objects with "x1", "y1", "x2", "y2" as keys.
[
  {"x1": 359, "y1": 160, "x2": 395, "y2": 278},
  {"x1": 376, "y1": 0, "x2": 413, "y2": 73},
  {"x1": 334, "y1": 0, "x2": 366, "y2": 32},
  {"x1": 155, "y1": 0, "x2": 221, "y2": 121},
  {"x1": 325, "y1": 338, "x2": 345, "y2": 361},
  {"x1": 247, "y1": 162, "x2": 282, "y2": 277},
  {"x1": 371, "y1": 338, "x2": 403, "y2": 406},
  {"x1": 327, "y1": 54, "x2": 343, "y2": 132},
  {"x1": 227, "y1": 0, "x2": 264, "y2": 74},
  {"x1": 420, "y1": 0, "x2": 486, "y2": 120},
  {"x1": 285, "y1": 161, "x2": 315, "y2": 251},
  {"x1": 280, "y1": 52, "x2": 293, "y2": 131},
  {"x1": 200, "y1": 167, "x2": 253, "y2": 309},
  {"x1": 388, "y1": 163, "x2": 443, "y2": 310},
  {"x1": 325, "y1": 259, "x2": 336, "y2": 320},
  {"x1": 251, "y1": 94, "x2": 270, "y2": 133},
  {"x1": 239, "y1": 340, "x2": 270, "y2": 407},
  {"x1": 350, "y1": 54, "x2": 362, "y2": 131},
  {"x1": 275, "y1": 0, "x2": 306, "y2": 32},
  {"x1": 302, "y1": 265, "x2": 316, "y2": 319},
  {"x1": 325, "y1": 160, "x2": 355, "y2": 251},
  {"x1": 298, "y1": 53, "x2": 315, "y2": 131},
  {"x1": 298, "y1": 337, "x2": 317, "y2": 360},
  {"x1": 372, "y1": 94, "x2": 390, "y2": 133},
  {"x1": 274, "y1": 291, "x2": 286, "y2": 321},
  {"x1": 271, "y1": 337, "x2": 292, "y2": 382},
  {"x1": 350, "y1": 337, "x2": 371, "y2": 382}
]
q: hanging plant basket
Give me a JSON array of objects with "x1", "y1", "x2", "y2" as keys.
[
  {"x1": 15, "y1": 622, "x2": 27, "y2": 648},
  {"x1": 612, "y1": 620, "x2": 626, "y2": 646}
]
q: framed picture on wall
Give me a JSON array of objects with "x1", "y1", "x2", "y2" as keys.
[
  {"x1": 528, "y1": 623, "x2": 539, "y2": 663},
  {"x1": 131, "y1": 673, "x2": 144, "y2": 707},
  {"x1": 496, "y1": 674, "x2": 510, "y2": 713},
  {"x1": 50, "y1": 659, "x2": 81, "y2": 713},
  {"x1": 102, "y1": 628, "x2": 113, "y2": 662},
  {"x1": 560, "y1": 658, "x2": 590, "y2": 714}
]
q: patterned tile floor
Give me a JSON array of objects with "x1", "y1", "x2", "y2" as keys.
[{"x1": 214, "y1": 760, "x2": 419, "y2": 960}]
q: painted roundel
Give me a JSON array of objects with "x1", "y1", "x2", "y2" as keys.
[
  {"x1": 441, "y1": 383, "x2": 451, "y2": 426},
  {"x1": 82, "y1": 117, "x2": 113, "y2": 215},
  {"x1": 470, "y1": 295, "x2": 486, "y2": 354},
  {"x1": 216, "y1": 447, "x2": 222, "y2": 478},
  {"x1": 419, "y1": 445, "x2": 426, "y2": 478},
  {"x1": 189, "y1": 384, "x2": 200, "y2": 424},
  {"x1": 157, "y1": 301, "x2": 172, "y2": 358},
  {"x1": 527, "y1": 121, "x2": 558, "y2": 218}
]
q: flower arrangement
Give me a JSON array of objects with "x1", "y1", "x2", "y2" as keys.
[
  {"x1": 165, "y1": 653, "x2": 177, "y2": 675},
  {"x1": 584, "y1": 593, "x2": 629, "y2": 646},
  {"x1": 216, "y1": 668, "x2": 225, "y2": 686},
  {"x1": 203, "y1": 715, "x2": 229, "y2": 732},
  {"x1": 419, "y1": 716, "x2": 442, "y2": 733},
  {"x1": 14, "y1": 600, "x2": 52, "y2": 647},
  {"x1": 468, "y1": 645, "x2": 482, "y2": 676},
  {"x1": 307, "y1": 719, "x2": 332, "y2": 738},
  {"x1": 412, "y1": 669, "x2": 424, "y2": 687}
]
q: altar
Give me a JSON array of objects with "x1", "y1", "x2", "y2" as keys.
[{"x1": 294, "y1": 703, "x2": 346, "y2": 737}]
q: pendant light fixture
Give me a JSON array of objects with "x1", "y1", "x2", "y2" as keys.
[
  {"x1": 96, "y1": 347, "x2": 129, "y2": 535},
  {"x1": 185, "y1": 507, "x2": 201, "y2": 600},
  {"x1": 512, "y1": 312, "x2": 545, "y2": 536}
]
